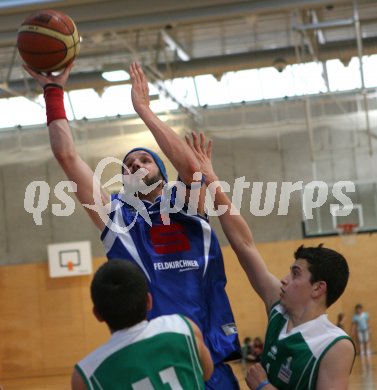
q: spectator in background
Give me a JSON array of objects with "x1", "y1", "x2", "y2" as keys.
[
  {"x1": 252, "y1": 337, "x2": 264, "y2": 363},
  {"x1": 336, "y1": 312, "x2": 346, "y2": 330},
  {"x1": 351, "y1": 304, "x2": 371, "y2": 356},
  {"x1": 241, "y1": 337, "x2": 257, "y2": 364}
]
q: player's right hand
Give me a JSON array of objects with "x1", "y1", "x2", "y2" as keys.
[{"x1": 23, "y1": 62, "x2": 74, "y2": 89}]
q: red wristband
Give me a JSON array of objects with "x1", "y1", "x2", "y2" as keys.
[{"x1": 43, "y1": 87, "x2": 67, "y2": 125}]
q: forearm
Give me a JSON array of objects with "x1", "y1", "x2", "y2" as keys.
[
  {"x1": 48, "y1": 119, "x2": 79, "y2": 167},
  {"x1": 207, "y1": 173, "x2": 281, "y2": 307},
  {"x1": 136, "y1": 106, "x2": 200, "y2": 182},
  {"x1": 207, "y1": 173, "x2": 255, "y2": 249}
]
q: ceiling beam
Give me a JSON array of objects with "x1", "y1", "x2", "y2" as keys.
[
  {"x1": 0, "y1": 0, "x2": 349, "y2": 46},
  {"x1": 3, "y1": 35, "x2": 376, "y2": 98},
  {"x1": 156, "y1": 36, "x2": 377, "y2": 78}
]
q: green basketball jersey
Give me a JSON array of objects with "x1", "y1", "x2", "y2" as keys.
[
  {"x1": 76, "y1": 314, "x2": 204, "y2": 390},
  {"x1": 261, "y1": 303, "x2": 353, "y2": 390}
]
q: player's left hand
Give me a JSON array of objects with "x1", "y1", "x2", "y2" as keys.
[
  {"x1": 185, "y1": 132, "x2": 215, "y2": 186},
  {"x1": 130, "y1": 62, "x2": 150, "y2": 113}
]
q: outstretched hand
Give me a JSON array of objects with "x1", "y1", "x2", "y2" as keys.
[
  {"x1": 185, "y1": 132, "x2": 215, "y2": 185},
  {"x1": 129, "y1": 62, "x2": 150, "y2": 114},
  {"x1": 23, "y1": 62, "x2": 74, "y2": 89}
]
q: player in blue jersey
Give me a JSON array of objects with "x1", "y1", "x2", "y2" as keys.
[
  {"x1": 24, "y1": 62, "x2": 241, "y2": 389},
  {"x1": 186, "y1": 133, "x2": 355, "y2": 390}
]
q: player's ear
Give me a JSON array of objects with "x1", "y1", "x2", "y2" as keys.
[
  {"x1": 312, "y1": 280, "x2": 327, "y2": 299},
  {"x1": 146, "y1": 292, "x2": 153, "y2": 312},
  {"x1": 93, "y1": 306, "x2": 104, "y2": 322}
]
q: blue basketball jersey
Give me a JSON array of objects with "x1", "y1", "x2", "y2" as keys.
[{"x1": 101, "y1": 193, "x2": 240, "y2": 365}]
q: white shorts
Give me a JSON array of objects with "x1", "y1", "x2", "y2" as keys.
[{"x1": 358, "y1": 329, "x2": 369, "y2": 343}]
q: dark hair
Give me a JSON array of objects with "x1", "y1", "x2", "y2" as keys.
[
  {"x1": 294, "y1": 244, "x2": 349, "y2": 307},
  {"x1": 91, "y1": 260, "x2": 148, "y2": 331}
]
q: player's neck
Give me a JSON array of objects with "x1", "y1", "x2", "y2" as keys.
[
  {"x1": 138, "y1": 186, "x2": 163, "y2": 203},
  {"x1": 287, "y1": 305, "x2": 326, "y2": 331}
]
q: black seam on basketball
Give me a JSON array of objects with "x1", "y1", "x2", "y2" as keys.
[
  {"x1": 18, "y1": 33, "x2": 79, "y2": 55},
  {"x1": 56, "y1": 14, "x2": 74, "y2": 35},
  {"x1": 55, "y1": 15, "x2": 80, "y2": 55},
  {"x1": 18, "y1": 31, "x2": 71, "y2": 42}
]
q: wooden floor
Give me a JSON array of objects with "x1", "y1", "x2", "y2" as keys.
[{"x1": 1, "y1": 354, "x2": 376, "y2": 389}]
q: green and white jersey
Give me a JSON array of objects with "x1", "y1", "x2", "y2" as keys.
[
  {"x1": 76, "y1": 314, "x2": 204, "y2": 390},
  {"x1": 261, "y1": 303, "x2": 353, "y2": 390}
]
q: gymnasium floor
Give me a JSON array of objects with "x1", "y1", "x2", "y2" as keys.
[{"x1": 1, "y1": 355, "x2": 376, "y2": 389}]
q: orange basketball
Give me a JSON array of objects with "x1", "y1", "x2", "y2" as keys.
[{"x1": 17, "y1": 9, "x2": 80, "y2": 72}]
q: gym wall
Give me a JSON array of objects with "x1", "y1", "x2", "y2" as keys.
[{"x1": 0, "y1": 234, "x2": 375, "y2": 380}]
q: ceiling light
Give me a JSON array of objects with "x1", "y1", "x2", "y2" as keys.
[{"x1": 101, "y1": 70, "x2": 130, "y2": 82}]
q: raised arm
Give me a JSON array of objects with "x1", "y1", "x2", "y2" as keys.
[
  {"x1": 129, "y1": 63, "x2": 205, "y2": 213},
  {"x1": 186, "y1": 133, "x2": 281, "y2": 312},
  {"x1": 24, "y1": 65, "x2": 109, "y2": 230}
]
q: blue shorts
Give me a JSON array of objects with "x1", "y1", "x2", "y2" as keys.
[{"x1": 205, "y1": 363, "x2": 240, "y2": 390}]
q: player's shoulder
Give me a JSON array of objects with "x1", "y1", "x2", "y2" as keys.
[
  {"x1": 150, "y1": 314, "x2": 192, "y2": 334},
  {"x1": 323, "y1": 337, "x2": 355, "y2": 361}
]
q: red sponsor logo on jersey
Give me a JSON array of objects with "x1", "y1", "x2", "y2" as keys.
[{"x1": 150, "y1": 223, "x2": 190, "y2": 254}]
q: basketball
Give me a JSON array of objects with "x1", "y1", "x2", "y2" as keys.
[{"x1": 17, "y1": 9, "x2": 80, "y2": 72}]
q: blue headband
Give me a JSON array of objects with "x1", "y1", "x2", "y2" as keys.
[{"x1": 122, "y1": 147, "x2": 168, "y2": 183}]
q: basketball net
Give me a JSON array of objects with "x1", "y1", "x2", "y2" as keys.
[{"x1": 337, "y1": 223, "x2": 358, "y2": 246}]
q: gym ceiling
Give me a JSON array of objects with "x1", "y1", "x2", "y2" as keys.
[{"x1": 0, "y1": 0, "x2": 376, "y2": 98}]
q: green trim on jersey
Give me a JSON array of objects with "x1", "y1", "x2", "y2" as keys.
[
  {"x1": 262, "y1": 303, "x2": 354, "y2": 390},
  {"x1": 75, "y1": 364, "x2": 92, "y2": 389}
]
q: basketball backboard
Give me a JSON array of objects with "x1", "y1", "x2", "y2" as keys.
[
  {"x1": 47, "y1": 241, "x2": 92, "y2": 278},
  {"x1": 302, "y1": 180, "x2": 377, "y2": 238}
]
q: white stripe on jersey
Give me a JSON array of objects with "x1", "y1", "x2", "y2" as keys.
[
  {"x1": 275, "y1": 304, "x2": 349, "y2": 358},
  {"x1": 199, "y1": 218, "x2": 211, "y2": 277},
  {"x1": 78, "y1": 315, "x2": 193, "y2": 378},
  {"x1": 104, "y1": 208, "x2": 151, "y2": 282}
]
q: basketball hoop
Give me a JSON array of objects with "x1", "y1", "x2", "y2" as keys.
[{"x1": 337, "y1": 223, "x2": 359, "y2": 246}]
